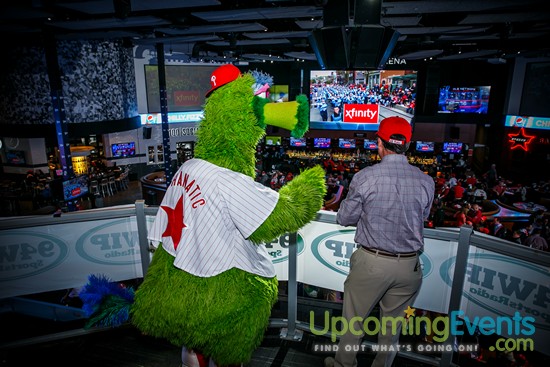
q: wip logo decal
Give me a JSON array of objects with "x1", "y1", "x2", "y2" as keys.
[
  {"x1": 76, "y1": 219, "x2": 140, "y2": 265},
  {"x1": 0, "y1": 231, "x2": 68, "y2": 281},
  {"x1": 311, "y1": 229, "x2": 357, "y2": 275},
  {"x1": 311, "y1": 230, "x2": 433, "y2": 278},
  {"x1": 265, "y1": 233, "x2": 305, "y2": 263},
  {"x1": 440, "y1": 253, "x2": 550, "y2": 331}
]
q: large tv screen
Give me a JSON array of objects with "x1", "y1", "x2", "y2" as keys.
[
  {"x1": 416, "y1": 141, "x2": 435, "y2": 152},
  {"x1": 364, "y1": 139, "x2": 378, "y2": 150},
  {"x1": 313, "y1": 137, "x2": 331, "y2": 148},
  {"x1": 438, "y1": 86, "x2": 491, "y2": 114},
  {"x1": 442, "y1": 142, "x2": 463, "y2": 154},
  {"x1": 309, "y1": 69, "x2": 417, "y2": 131},
  {"x1": 6, "y1": 150, "x2": 26, "y2": 165},
  {"x1": 145, "y1": 65, "x2": 218, "y2": 113},
  {"x1": 63, "y1": 175, "x2": 89, "y2": 201},
  {"x1": 111, "y1": 142, "x2": 136, "y2": 158},
  {"x1": 289, "y1": 137, "x2": 307, "y2": 147},
  {"x1": 265, "y1": 136, "x2": 281, "y2": 146},
  {"x1": 338, "y1": 138, "x2": 356, "y2": 149}
]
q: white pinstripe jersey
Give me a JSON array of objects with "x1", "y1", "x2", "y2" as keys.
[{"x1": 148, "y1": 158, "x2": 279, "y2": 278}]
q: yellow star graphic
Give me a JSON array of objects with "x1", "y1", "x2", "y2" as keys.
[{"x1": 404, "y1": 306, "x2": 416, "y2": 318}]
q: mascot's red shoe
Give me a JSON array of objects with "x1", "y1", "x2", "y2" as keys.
[
  {"x1": 181, "y1": 346, "x2": 243, "y2": 367},
  {"x1": 181, "y1": 346, "x2": 211, "y2": 367}
]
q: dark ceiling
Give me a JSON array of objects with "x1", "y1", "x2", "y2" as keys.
[{"x1": 2, "y1": 0, "x2": 550, "y2": 65}]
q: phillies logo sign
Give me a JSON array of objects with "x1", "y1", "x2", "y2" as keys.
[{"x1": 343, "y1": 104, "x2": 379, "y2": 123}]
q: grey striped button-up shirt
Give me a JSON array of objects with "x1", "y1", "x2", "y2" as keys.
[{"x1": 336, "y1": 154, "x2": 435, "y2": 254}]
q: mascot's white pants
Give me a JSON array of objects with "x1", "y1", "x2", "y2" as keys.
[{"x1": 182, "y1": 346, "x2": 243, "y2": 367}]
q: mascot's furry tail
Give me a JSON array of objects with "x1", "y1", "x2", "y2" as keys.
[{"x1": 79, "y1": 274, "x2": 135, "y2": 328}]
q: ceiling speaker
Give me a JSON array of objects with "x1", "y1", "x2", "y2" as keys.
[
  {"x1": 348, "y1": 25, "x2": 400, "y2": 69},
  {"x1": 310, "y1": 25, "x2": 400, "y2": 70},
  {"x1": 309, "y1": 26, "x2": 350, "y2": 70}
]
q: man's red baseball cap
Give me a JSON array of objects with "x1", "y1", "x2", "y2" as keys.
[
  {"x1": 376, "y1": 116, "x2": 412, "y2": 145},
  {"x1": 205, "y1": 64, "x2": 241, "y2": 97}
]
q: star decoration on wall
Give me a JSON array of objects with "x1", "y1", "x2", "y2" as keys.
[
  {"x1": 508, "y1": 128, "x2": 535, "y2": 151},
  {"x1": 161, "y1": 195, "x2": 187, "y2": 250}
]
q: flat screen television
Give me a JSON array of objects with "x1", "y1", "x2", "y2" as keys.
[
  {"x1": 145, "y1": 65, "x2": 218, "y2": 113},
  {"x1": 442, "y1": 142, "x2": 463, "y2": 154},
  {"x1": 6, "y1": 150, "x2": 26, "y2": 165},
  {"x1": 265, "y1": 136, "x2": 281, "y2": 145},
  {"x1": 111, "y1": 142, "x2": 136, "y2": 158},
  {"x1": 416, "y1": 141, "x2": 435, "y2": 152},
  {"x1": 338, "y1": 138, "x2": 356, "y2": 149},
  {"x1": 309, "y1": 69, "x2": 417, "y2": 131},
  {"x1": 438, "y1": 86, "x2": 491, "y2": 114},
  {"x1": 289, "y1": 137, "x2": 307, "y2": 147},
  {"x1": 313, "y1": 137, "x2": 331, "y2": 148},
  {"x1": 363, "y1": 139, "x2": 378, "y2": 150},
  {"x1": 63, "y1": 175, "x2": 89, "y2": 201}
]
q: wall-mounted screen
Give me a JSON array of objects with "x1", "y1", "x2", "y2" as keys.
[
  {"x1": 338, "y1": 138, "x2": 356, "y2": 149},
  {"x1": 145, "y1": 65, "x2": 218, "y2": 113},
  {"x1": 6, "y1": 150, "x2": 26, "y2": 165},
  {"x1": 313, "y1": 137, "x2": 331, "y2": 148},
  {"x1": 442, "y1": 142, "x2": 463, "y2": 154},
  {"x1": 63, "y1": 175, "x2": 89, "y2": 201},
  {"x1": 265, "y1": 136, "x2": 281, "y2": 145},
  {"x1": 309, "y1": 69, "x2": 417, "y2": 131},
  {"x1": 111, "y1": 142, "x2": 136, "y2": 158},
  {"x1": 363, "y1": 139, "x2": 378, "y2": 150},
  {"x1": 438, "y1": 86, "x2": 491, "y2": 114},
  {"x1": 289, "y1": 137, "x2": 307, "y2": 147},
  {"x1": 416, "y1": 141, "x2": 435, "y2": 152}
]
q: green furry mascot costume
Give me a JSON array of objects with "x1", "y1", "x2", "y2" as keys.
[{"x1": 82, "y1": 64, "x2": 326, "y2": 367}]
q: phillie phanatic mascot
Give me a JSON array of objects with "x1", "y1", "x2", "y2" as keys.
[{"x1": 80, "y1": 64, "x2": 326, "y2": 366}]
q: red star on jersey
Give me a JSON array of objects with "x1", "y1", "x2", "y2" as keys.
[
  {"x1": 508, "y1": 128, "x2": 535, "y2": 151},
  {"x1": 161, "y1": 195, "x2": 187, "y2": 250}
]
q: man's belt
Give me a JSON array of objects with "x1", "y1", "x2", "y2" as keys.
[{"x1": 361, "y1": 246, "x2": 417, "y2": 258}]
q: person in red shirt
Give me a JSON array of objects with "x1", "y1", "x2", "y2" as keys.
[
  {"x1": 336, "y1": 160, "x2": 346, "y2": 174},
  {"x1": 454, "y1": 207, "x2": 468, "y2": 227},
  {"x1": 453, "y1": 181, "x2": 465, "y2": 202},
  {"x1": 438, "y1": 184, "x2": 452, "y2": 203},
  {"x1": 465, "y1": 174, "x2": 477, "y2": 187},
  {"x1": 467, "y1": 203, "x2": 483, "y2": 226}
]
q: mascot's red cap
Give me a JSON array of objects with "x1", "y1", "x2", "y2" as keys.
[
  {"x1": 205, "y1": 64, "x2": 241, "y2": 97},
  {"x1": 376, "y1": 116, "x2": 412, "y2": 145}
]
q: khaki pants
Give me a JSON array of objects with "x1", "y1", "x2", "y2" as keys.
[{"x1": 334, "y1": 248, "x2": 422, "y2": 367}]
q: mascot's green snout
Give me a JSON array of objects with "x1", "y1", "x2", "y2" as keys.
[{"x1": 81, "y1": 64, "x2": 326, "y2": 367}]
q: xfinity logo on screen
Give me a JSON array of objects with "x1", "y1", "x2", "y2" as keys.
[{"x1": 343, "y1": 104, "x2": 379, "y2": 123}]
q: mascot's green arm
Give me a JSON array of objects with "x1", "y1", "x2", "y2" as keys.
[
  {"x1": 248, "y1": 165, "x2": 327, "y2": 244},
  {"x1": 253, "y1": 94, "x2": 308, "y2": 138}
]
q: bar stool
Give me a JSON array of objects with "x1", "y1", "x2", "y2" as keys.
[
  {"x1": 99, "y1": 178, "x2": 110, "y2": 197},
  {"x1": 115, "y1": 173, "x2": 126, "y2": 191},
  {"x1": 89, "y1": 180, "x2": 100, "y2": 196},
  {"x1": 108, "y1": 176, "x2": 117, "y2": 195}
]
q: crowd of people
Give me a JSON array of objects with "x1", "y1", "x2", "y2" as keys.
[
  {"x1": 256, "y1": 145, "x2": 550, "y2": 252},
  {"x1": 311, "y1": 80, "x2": 417, "y2": 121}
]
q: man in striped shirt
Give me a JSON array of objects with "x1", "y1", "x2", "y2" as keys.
[{"x1": 325, "y1": 116, "x2": 435, "y2": 367}]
